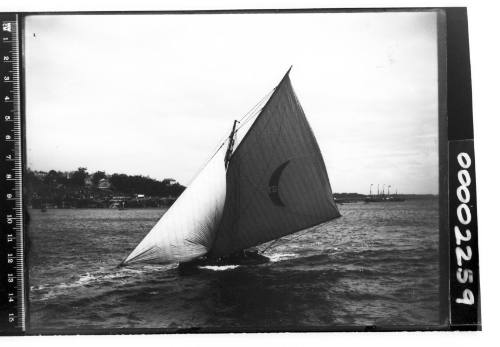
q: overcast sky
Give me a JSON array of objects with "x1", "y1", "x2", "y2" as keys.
[{"x1": 25, "y1": 11, "x2": 439, "y2": 194}]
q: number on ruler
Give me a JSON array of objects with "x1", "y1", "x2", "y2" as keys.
[{"x1": 2, "y1": 22, "x2": 12, "y2": 32}]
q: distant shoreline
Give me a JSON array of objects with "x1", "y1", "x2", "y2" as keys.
[
  {"x1": 27, "y1": 193, "x2": 438, "y2": 210},
  {"x1": 25, "y1": 167, "x2": 437, "y2": 209},
  {"x1": 332, "y1": 193, "x2": 437, "y2": 204}
]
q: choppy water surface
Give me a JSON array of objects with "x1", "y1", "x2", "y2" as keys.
[{"x1": 28, "y1": 199, "x2": 440, "y2": 332}]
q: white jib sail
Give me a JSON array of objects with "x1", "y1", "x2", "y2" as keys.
[{"x1": 122, "y1": 148, "x2": 227, "y2": 265}]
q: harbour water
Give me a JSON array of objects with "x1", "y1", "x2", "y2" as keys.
[{"x1": 28, "y1": 198, "x2": 440, "y2": 332}]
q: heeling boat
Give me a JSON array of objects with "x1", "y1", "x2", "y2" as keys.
[{"x1": 120, "y1": 67, "x2": 341, "y2": 269}]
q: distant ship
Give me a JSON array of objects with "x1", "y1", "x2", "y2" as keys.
[
  {"x1": 364, "y1": 185, "x2": 405, "y2": 203},
  {"x1": 120, "y1": 67, "x2": 341, "y2": 269}
]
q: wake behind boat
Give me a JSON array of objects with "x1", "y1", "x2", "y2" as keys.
[{"x1": 120, "y1": 67, "x2": 341, "y2": 270}]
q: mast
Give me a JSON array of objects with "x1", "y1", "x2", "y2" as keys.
[{"x1": 224, "y1": 120, "x2": 239, "y2": 168}]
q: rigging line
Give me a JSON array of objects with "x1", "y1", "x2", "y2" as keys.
[
  {"x1": 237, "y1": 105, "x2": 264, "y2": 129},
  {"x1": 197, "y1": 86, "x2": 275, "y2": 166},
  {"x1": 184, "y1": 83, "x2": 276, "y2": 187},
  {"x1": 260, "y1": 238, "x2": 282, "y2": 254},
  {"x1": 237, "y1": 94, "x2": 274, "y2": 130},
  {"x1": 261, "y1": 228, "x2": 310, "y2": 254},
  {"x1": 238, "y1": 108, "x2": 260, "y2": 128},
  {"x1": 236, "y1": 88, "x2": 276, "y2": 130},
  {"x1": 238, "y1": 97, "x2": 267, "y2": 125},
  {"x1": 212, "y1": 85, "x2": 275, "y2": 154},
  {"x1": 237, "y1": 101, "x2": 261, "y2": 125},
  {"x1": 238, "y1": 87, "x2": 274, "y2": 124}
]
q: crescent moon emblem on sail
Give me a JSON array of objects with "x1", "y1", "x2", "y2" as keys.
[{"x1": 268, "y1": 160, "x2": 291, "y2": 206}]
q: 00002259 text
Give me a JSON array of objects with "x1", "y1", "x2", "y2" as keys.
[{"x1": 454, "y1": 152, "x2": 474, "y2": 305}]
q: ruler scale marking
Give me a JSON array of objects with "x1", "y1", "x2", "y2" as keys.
[{"x1": 0, "y1": 13, "x2": 25, "y2": 334}]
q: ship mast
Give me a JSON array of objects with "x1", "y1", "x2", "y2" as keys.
[{"x1": 224, "y1": 120, "x2": 239, "y2": 168}]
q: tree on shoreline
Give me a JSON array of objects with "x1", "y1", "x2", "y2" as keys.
[
  {"x1": 92, "y1": 171, "x2": 107, "y2": 185},
  {"x1": 69, "y1": 167, "x2": 88, "y2": 186},
  {"x1": 26, "y1": 167, "x2": 185, "y2": 199}
]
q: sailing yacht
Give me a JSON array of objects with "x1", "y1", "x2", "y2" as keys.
[{"x1": 120, "y1": 67, "x2": 341, "y2": 269}]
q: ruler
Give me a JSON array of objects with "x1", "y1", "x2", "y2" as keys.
[{"x1": 0, "y1": 13, "x2": 25, "y2": 335}]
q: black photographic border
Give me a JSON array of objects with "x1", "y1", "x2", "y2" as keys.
[{"x1": 0, "y1": 7, "x2": 479, "y2": 335}]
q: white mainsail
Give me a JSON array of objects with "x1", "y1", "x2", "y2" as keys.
[
  {"x1": 121, "y1": 148, "x2": 227, "y2": 265},
  {"x1": 122, "y1": 68, "x2": 340, "y2": 265}
]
